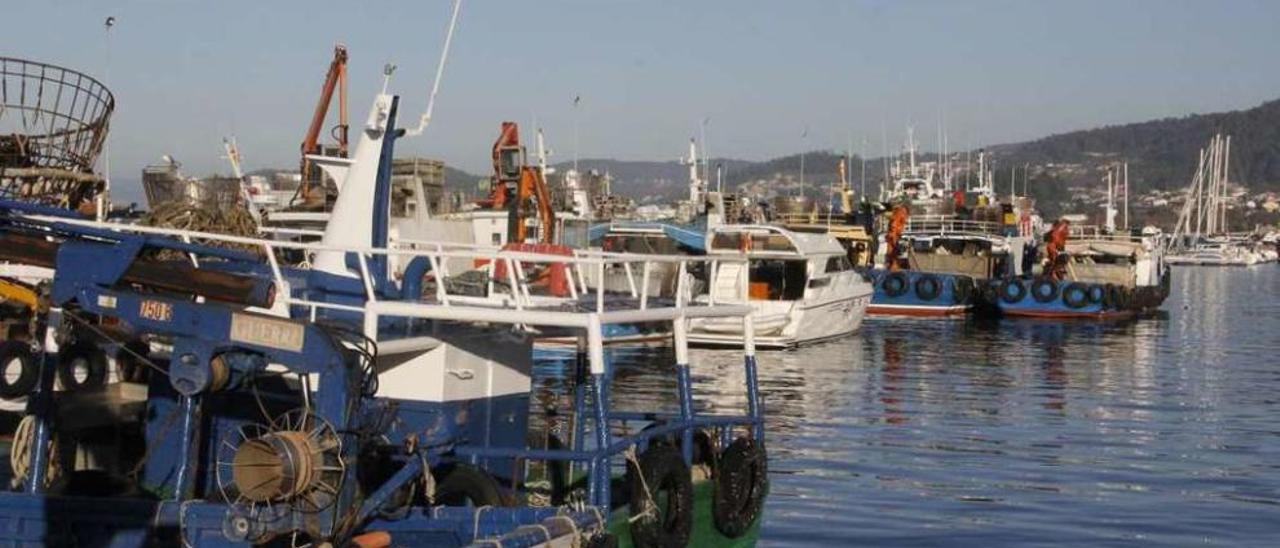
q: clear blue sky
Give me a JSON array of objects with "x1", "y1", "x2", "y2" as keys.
[{"x1": 5, "y1": 0, "x2": 1279, "y2": 182}]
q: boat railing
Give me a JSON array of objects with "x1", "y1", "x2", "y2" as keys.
[
  {"x1": 905, "y1": 215, "x2": 1004, "y2": 237},
  {"x1": 1068, "y1": 224, "x2": 1152, "y2": 243},
  {"x1": 23, "y1": 213, "x2": 756, "y2": 353},
  {"x1": 13, "y1": 209, "x2": 765, "y2": 510},
  {"x1": 774, "y1": 211, "x2": 853, "y2": 226}
]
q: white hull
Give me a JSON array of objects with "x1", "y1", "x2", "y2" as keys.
[{"x1": 688, "y1": 288, "x2": 872, "y2": 348}]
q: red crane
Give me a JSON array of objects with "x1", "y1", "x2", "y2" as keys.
[
  {"x1": 488, "y1": 122, "x2": 556, "y2": 245},
  {"x1": 298, "y1": 44, "x2": 349, "y2": 206}
]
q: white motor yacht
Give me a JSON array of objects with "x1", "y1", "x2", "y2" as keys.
[{"x1": 688, "y1": 225, "x2": 873, "y2": 348}]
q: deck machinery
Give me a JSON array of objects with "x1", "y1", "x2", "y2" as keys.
[{"x1": 0, "y1": 76, "x2": 767, "y2": 547}]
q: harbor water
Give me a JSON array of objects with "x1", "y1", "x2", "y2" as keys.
[{"x1": 544, "y1": 266, "x2": 1280, "y2": 546}]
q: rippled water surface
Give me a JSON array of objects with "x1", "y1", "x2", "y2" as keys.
[{"x1": 588, "y1": 267, "x2": 1280, "y2": 546}]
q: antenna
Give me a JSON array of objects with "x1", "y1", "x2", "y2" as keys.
[
  {"x1": 99, "y1": 15, "x2": 116, "y2": 221},
  {"x1": 404, "y1": 0, "x2": 463, "y2": 137}
]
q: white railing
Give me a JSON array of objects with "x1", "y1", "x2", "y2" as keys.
[
  {"x1": 24, "y1": 213, "x2": 756, "y2": 370},
  {"x1": 904, "y1": 215, "x2": 1003, "y2": 237}
]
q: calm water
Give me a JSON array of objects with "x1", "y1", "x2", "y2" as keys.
[{"x1": 588, "y1": 266, "x2": 1280, "y2": 546}]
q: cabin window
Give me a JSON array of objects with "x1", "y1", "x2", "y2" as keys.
[
  {"x1": 748, "y1": 259, "x2": 807, "y2": 300},
  {"x1": 824, "y1": 255, "x2": 852, "y2": 273}
]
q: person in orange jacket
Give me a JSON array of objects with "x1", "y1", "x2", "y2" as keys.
[
  {"x1": 1044, "y1": 218, "x2": 1071, "y2": 280},
  {"x1": 885, "y1": 203, "x2": 910, "y2": 271}
]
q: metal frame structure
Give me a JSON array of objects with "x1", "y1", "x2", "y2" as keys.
[
  {"x1": 0, "y1": 199, "x2": 764, "y2": 545},
  {"x1": 0, "y1": 57, "x2": 113, "y2": 207}
]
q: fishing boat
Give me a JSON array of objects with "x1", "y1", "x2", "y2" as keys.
[
  {"x1": 0, "y1": 8, "x2": 770, "y2": 546},
  {"x1": 867, "y1": 139, "x2": 1037, "y2": 317},
  {"x1": 990, "y1": 225, "x2": 1170, "y2": 318},
  {"x1": 687, "y1": 224, "x2": 873, "y2": 348}
]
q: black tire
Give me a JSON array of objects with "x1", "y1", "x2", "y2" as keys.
[
  {"x1": 881, "y1": 272, "x2": 909, "y2": 298},
  {"x1": 1062, "y1": 283, "x2": 1089, "y2": 309},
  {"x1": 116, "y1": 341, "x2": 152, "y2": 384},
  {"x1": 1030, "y1": 278, "x2": 1060, "y2": 304},
  {"x1": 713, "y1": 438, "x2": 768, "y2": 539},
  {"x1": 435, "y1": 463, "x2": 512, "y2": 507},
  {"x1": 584, "y1": 532, "x2": 619, "y2": 548},
  {"x1": 627, "y1": 445, "x2": 694, "y2": 548},
  {"x1": 979, "y1": 283, "x2": 998, "y2": 306},
  {"x1": 914, "y1": 274, "x2": 942, "y2": 302},
  {"x1": 951, "y1": 276, "x2": 974, "y2": 305},
  {"x1": 0, "y1": 341, "x2": 38, "y2": 400},
  {"x1": 56, "y1": 342, "x2": 108, "y2": 392},
  {"x1": 1086, "y1": 284, "x2": 1106, "y2": 305},
  {"x1": 1105, "y1": 284, "x2": 1122, "y2": 309},
  {"x1": 998, "y1": 279, "x2": 1027, "y2": 304},
  {"x1": 1115, "y1": 286, "x2": 1133, "y2": 310}
]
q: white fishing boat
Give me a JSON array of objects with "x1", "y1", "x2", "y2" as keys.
[{"x1": 688, "y1": 224, "x2": 873, "y2": 348}]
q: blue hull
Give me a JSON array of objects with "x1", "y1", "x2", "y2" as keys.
[
  {"x1": 983, "y1": 276, "x2": 1170, "y2": 319},
  {"x1": 866, "y1": 269, "x2": 974, "y2": 317}
]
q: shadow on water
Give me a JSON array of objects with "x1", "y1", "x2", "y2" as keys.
[{"x1": 539, "y1": 267, "x2": 1280, "y2": 546}]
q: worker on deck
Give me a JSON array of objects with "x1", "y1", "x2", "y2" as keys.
[
  {"x1": 885, "y1": 201, "x2": 910, "y2": 271},
  {"x1": 1044, "y1": 218, "x2": 1071, "y2": 280}
]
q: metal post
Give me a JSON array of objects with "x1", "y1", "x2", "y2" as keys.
[
  {"x1": 673, "y1": 316, "x2": 694, "y2": 465},
  {"x1": 586, "y1": 315, "x2": 610, "y2": 506},
  {"x1": 172, "y1": 394, "x2": 201, "y2": 499},
  {"x1": 25, "y1": 308, "x2": 62, "y2": 493}
]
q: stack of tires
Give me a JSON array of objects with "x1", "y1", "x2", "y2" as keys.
[
  {"x1": 994, "y1": 277, "x2": 1134, "y2": 313},
  {"x1": 877, "y1": 271, "x2": 974, "y2": 306},
  {"x1": 625, "y1": 434, "x2": 767, "y2": 547}
]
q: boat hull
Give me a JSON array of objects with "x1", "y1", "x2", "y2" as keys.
[{"x1": 865, "y1": 269, "x2": 975, "y2": 318}]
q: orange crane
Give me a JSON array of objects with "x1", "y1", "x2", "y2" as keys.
[
  {"x1": 489, "y1": 122, "x2": 556, "y2": 244},
  {"x1": 298, "y1": 44, "x2": 349, "y2": 205}
]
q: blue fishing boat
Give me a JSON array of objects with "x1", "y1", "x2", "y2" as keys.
[
  {"x1": 988, "y1": 225, "x2": 1171, "y2": 319},
  {"x1": 0, "y1": 12, "x2": 769, "y2": 546}
]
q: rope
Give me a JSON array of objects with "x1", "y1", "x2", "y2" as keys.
[
  {"x1": 141, "y1": 201, "x2": 260, "y2": 259},
  {"x1": 623, "y1": 445, "x2": 657, "y2": 524},
  {"x1": 472, "y1": 505, "x2": 493, "y2": 541},
  {"x1": 9, "y1": 414, "x2": 60, "y2": 488}
]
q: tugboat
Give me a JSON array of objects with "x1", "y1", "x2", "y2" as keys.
[
  {"x1": 990, "y1": 221, "x2": 1170, "y2": 318},
  {"x1": 0, "y1": 7, "x2": 770, "y2": 546}
]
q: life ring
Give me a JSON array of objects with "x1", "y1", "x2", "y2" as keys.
[
  {"x1": 1030, "y1": 278, "x2": 1060, "y2": 304},
  {"x1": 881, "y1": 272, "x2": 910, "y2": 298},
  {"x1": 56, "y1": 342, "x2": 108, "y2": 392},
  {"x1": 1086, "y1": 284, "x2": 1105, "y2": 305},
  {"x1": 434, "y1": 463, "x2": 512, "y2": 507},
  {"x1": 914, "y1": 274, "x2": 942, "y2": 302},
  {"x1": 0, "y1": 341, "x2": 39, "y2": 400},
  {"x1": 951, "y1": 276, "x2": 974, "y2": 305},
  {"x1": 1062, "y1": 282, "x2": 1089, "y2": 309},
  {"x1": 713, "y1": 438, "x2": 768, "y2": 539},
  {"x1": 628, "y1": 445, "x2": 694, "y2": 548},
  {"x1": 998, "y1": 279, "x2": 1027, "y2": 304}
]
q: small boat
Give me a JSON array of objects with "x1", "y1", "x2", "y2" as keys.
[
  {"x1": 688, "y1": 224, "x2": 873, "y2": 348},
  {"x1": 991, "y1": 225, "x2": 1170, "y2": 319}
]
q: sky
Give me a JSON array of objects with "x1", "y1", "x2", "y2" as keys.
[{"x1": 5, "y1": 0, "x2": 1280, "y2": 187}]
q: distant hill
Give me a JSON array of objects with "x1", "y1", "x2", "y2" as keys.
[
  {"x1": 993, "y1": 98, "x2": 1280, "y2": 192},
  {"x1": 432, "y1": 97, "x2": 1280, "y2": 212}
]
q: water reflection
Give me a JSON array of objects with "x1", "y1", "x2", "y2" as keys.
[{"x1": 535, "y1": 267, "x2": 1280, "y2": 544}]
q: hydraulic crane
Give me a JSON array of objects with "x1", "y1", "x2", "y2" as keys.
[
  {"x1": 297, "y1": 44, "x2": 349, "y2": 207},
  {"x1": 489, "y1": 122, "x2": 556, "y2": 244}
]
